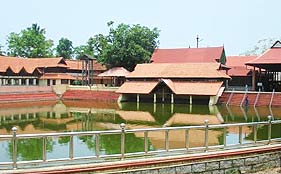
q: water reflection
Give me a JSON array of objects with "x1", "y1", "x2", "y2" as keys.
[{"x1": 0, "y1": 101, "x2": 281, "y2": 162}]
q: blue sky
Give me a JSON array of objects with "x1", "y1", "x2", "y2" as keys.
[{"x1": 0, "y1": 0, "x2": 280, "y2": 55}]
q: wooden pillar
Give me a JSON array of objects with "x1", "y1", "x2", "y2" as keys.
[{"x1": 252, "y1": 67, "x2": 256, "y2": 91}]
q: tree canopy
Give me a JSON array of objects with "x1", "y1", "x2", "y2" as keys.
[
  {"x1": 241, "y1": 38, "x2": 281, "y2": 56},
  {"x1": 7, "y1": 24, "x2": 53, "y2": 58},
  {"x1": 90, "y1": 22, "x2": 160, "y2": 71},
  {"x1": 56, "y1": 38, "x2": 74, "y2": 59}
]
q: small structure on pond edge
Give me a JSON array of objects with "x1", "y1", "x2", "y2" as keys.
[
  {"x1": 116, "y1": 63, "x2": 230, "y2": 105},
  {"x1": 98, "y1": 67, "x2": 130, "y2": 86}
]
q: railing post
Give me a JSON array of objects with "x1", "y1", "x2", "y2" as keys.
[
  {"x1": 95, "y1": 134, "x2": 100, "y2": 158},
  {"x1": 12, "y1": 127, "x2": 17, "y2": 170},
  {"x1": 185, "y1": 129, "x2": 189, "y2": 150},
  {"x1": 239, "y1": 126, "x2": 243, "y2": 144},
  {"x1": 42, "y1": 136, "x2": 47, "y2": 162},
  {"x1": 204, "y1": 120, "x2": 209, "y2": 152},
  {"x1": 120, "y1": 123, "x2": 126, "y2": 160},
  {"x1": 268, "y1": 115, "x2": 272, "y2": 144},
  {"x1": 144, "y1": 131, "x2": 148, "y2": 154},
  {"x1": 69, "y1": 135, "x2": 74, "y2": 160},
  {"x1": 223, "y1": 127, "x2": 227, "y2": 148},
  {"x1": 253, "y1": 124, "x2": 257, "y2": 143},
  {"x1": 163, "y1": 124, "x2": 169, "y2": 152}
]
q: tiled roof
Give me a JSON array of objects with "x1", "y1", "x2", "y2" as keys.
[
  {"x1": 127, "y1": 63, "x2": 230, "y2": 79},
  {"x1": 116, "y1": 81, "x2": 158, "y2": 94},
  {"x1": 65, "y1": 60, "x2": 106, "y2": 71},
  {"x1": 117, "y1": 80, "x2": 223, "y2": 96},
  {"x1": 39, "y1": 73, "x2": 76, "y2": 80},
  {"x1": 0, "y1": 56, "x2": 67, "y2": 73},
  {"x1": 227, "y1": 56, "x2": 256, "y2": 76},
  {"x1": 98, "y1": 67, "x2": 130, "y2": 77},
  {"x1": 245, "y1": 48, "x2": 281, "y2": 65},
  {"x1": 150, "y1": 46, "x2": 224, "y2": 63}
]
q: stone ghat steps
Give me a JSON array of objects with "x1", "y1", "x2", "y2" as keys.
[
  {"x1": 0, "y1": 92, "x2": 58, "y2": 102},
  {"x1": 62, "y1": 90, "x2": 119, "y2": 101},
  {"x1": 219, "y1": 92, "x2": 281, "y2": 106}
]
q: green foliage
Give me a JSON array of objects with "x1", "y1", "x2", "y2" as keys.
[
  {"x1": 7, "y1": 23, "x2": 53, "y2": 58},
  {"x1": 56, "y1": 38, "x2": 74, "y2": 59},
  {"x1": 0, "y1": 45, "x2": 5, "y2": 55},
  {"x1": 89, "y1": 22, "x2": 160, "y2": 71}
]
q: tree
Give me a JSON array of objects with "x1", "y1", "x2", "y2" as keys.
[
  {"x1": 89, "y1": 22, "x2": 160, "y2": 71},
  {"x1": 0, "y1": 45, "x2": 5, "y2": 56},
  {"x1": 7, "y1": 23, "x2": 53, "y2": 58},
  {"x1": 56, "y1": 38, "x2": 74, "y2": 59},
  {"x1": 241, "y1": 38, "x2": 281, "y2": 56}
]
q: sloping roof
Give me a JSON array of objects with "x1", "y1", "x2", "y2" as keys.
[
  {"x1": 98, "y1": 67, "x2": 130, "y2": 77},
  {"x1": 65, "y1": 60, "x2": 106, "y2": 71},
  {"x1": 162, "y1": 80, "x2": 223, "y2": 95},
  {"x1": 227, "y1": 56, "x2": 256, "y2": 76},
  {"x1": 127, "y1": 63, "x2": 230, "y2": 79},
  {"x1": 150, "y1": 46, "x2": 224, "y2": 63},
  {"x1": 117, "y1": 80, "x2": 223, "y2": 96},
  {"x1": 245, "y1": 41, "x2": 281, "y2": 70},
  {"x1": 39, "y1": 73, "x2": 76, "y2": 80},
  {"x1": 116, "y1": 81, "x2": 158, "y2": 94},
  {"x1": 0, "y1": 56, "x2": 67, "y2": 73}
]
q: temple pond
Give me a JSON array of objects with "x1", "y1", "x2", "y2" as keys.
[{"x1": 0, "y1": 100, "x2": 281, "y2": 162}]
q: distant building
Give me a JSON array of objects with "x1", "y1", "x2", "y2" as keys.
[
  {"x1": 245, "y1": 41, "x2": 281, "y2": 91},
  {"x1": 226, "y1": 56, "x2": 256, "y2": 90},
  {"x1": 116, "y1": 63, "x2": 230, "y2": 105},
  {"x1": 150, "y1": 46, "x2": 226, "y2": 64},
  {"x1": 0, "y1": 56, "x2": 106, "y2": 86}
]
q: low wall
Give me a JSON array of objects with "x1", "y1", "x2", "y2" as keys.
[
  {"x1": 0, "y1": 86, "x2": 53, "y2": 94},
  {"x1": 10, "y1": 144, "x2": 281, "y2": 174}
]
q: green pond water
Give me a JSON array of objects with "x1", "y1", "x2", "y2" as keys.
[{"x1": 0, "y1": 100, "x2": 281, "y2": 162}]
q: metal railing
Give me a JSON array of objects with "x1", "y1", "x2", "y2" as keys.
[{"x1": 1, "y1": 115, "x2": 280, "y2": 170}]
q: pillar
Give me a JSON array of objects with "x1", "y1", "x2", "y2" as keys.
[
  {"x1": 252, "y1": 68, "x2": 256, "y2": 91},
  {"x1": 162, "y1": 88, "x2": 165, "y2": 102},
  {"x1": 11, "y1": 79, "x2": 15, "y2": 85},
  {"x1": 137, "y1": 94, "x2": 140, "y2": 103},
  {"x1": 153, "y1": 93, "x2": 156, "y2": 103},
  {"x1": 189, "y1": 96, "x2": 192, "y2": 105},
  {"x1": 171, "y1": 103, "x2": 174, "y2": 114},
  {"x1": 171, "y1": 94, "x2": 174, "y2": 104},
  {"x1": 19, "y1": 79, "x2": 22, "y2": 85},
  {"x1": 0, "y1": 79, "x2": 2, "y2": 86},
  {"x1": 33, "y1": 79, "x2": 37, "y2": 85},
  {"x1": 153, "y1": 103, "x2": 156, "y2": 113}
]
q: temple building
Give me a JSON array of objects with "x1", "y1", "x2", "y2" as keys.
[
  {"x1": 226, "y1": 56, "x2": 256, "y2": 90},
  {"x1": 150, "y1": 46, "x2": 226, "y2": 64},
  {"x1": 116, "y1": 63, "x2": 230, "y2": 105},
  {"x1": 0, "y1": 55, "x2": 106, "y2": 86},
  {"x1": 245, "y1": 41, "x2": 281, "y2": 91}
]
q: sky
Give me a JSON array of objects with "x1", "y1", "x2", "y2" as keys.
[{"x1": 0, "y1": 0, "x2": 281, "y2": 55}]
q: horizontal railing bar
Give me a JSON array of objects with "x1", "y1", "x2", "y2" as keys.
[{"x1": 3, "y1": 120, "x2": 281, "y2": 140}]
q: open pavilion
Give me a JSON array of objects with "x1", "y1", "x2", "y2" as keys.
[{"x1": 245, "y1": 41, "x2": 281, "y2": 91}]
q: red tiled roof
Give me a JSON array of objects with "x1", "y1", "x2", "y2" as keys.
[
  {"x1": 39, "y1": 73, "x2": 76, "y2": 80},
  {"x1": 116, "y1": 81, "x2": 158, "y2": 94},
  {"x1": 150, "y1": 46, "x2": 224, "y2": 63},
  {"x1": 0, "y1": 56, "x2": 67, "y2": 73},
  {"x1": 65, "y1": 60, "x2": 106, "y2": 71},
  {"x1": 227, "y1": 56, "x2": 256, "y2": 76},
  {"x1": 245, "y1": 48, "x2": 281, "y2": 65},
  {"x1": 117, "y1": 80, "x2": 223, "y2": 96},
  {"x1": 98, "y1": 67, "x2": 130, "y2": 77},
  {"x1": 127, "y1": 63, "x2": 230, "y2": 79}
]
